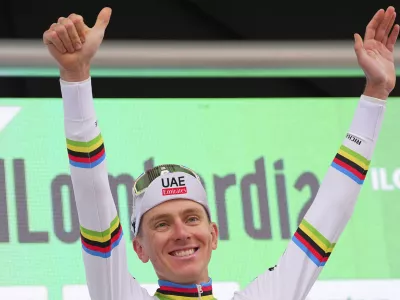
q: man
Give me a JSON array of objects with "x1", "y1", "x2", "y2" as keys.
[{"x1": 43, "y1": 6, "x2": 398, "y2": 300}]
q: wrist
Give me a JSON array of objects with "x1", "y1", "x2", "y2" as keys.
[
  {"x1": 363, "y1": 84, "x2": 390, "y2": 100},
  {"x1": 60, "y1": 65, "x2": 90, "y2": 82}
]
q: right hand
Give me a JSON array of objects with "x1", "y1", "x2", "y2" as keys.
[{"x1": 43, "y1": 7, "x2": 112, "y2": 78}]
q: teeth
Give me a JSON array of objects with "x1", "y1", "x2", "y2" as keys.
[{"x1": 172, "y1": 248, "x2": 195, "y2": 257}]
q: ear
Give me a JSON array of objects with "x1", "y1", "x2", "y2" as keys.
[
  {"x1": 133, "y1": 238, "x2": 150, "y2": 263},
  {"x1": 210, "y1": 222, "x2": 219, "y2": 250}
]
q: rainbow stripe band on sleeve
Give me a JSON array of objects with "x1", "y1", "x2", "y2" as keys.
[
  {"x1": 80, "y1": 216, "x2": 123, "y2": 258},
  {"x1": 331, "y1": 145, "x2": 370, "y2": 184},
  {"x1": 66, "y1": 133, "x2": 106, "y2": 169},
  {"x1": 292, "y1": 219, "x2": 335, "y2": 267}
]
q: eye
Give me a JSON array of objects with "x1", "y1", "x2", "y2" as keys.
[
  {"x1": 187, "y1": 216, "x2": 200, "y2": 223},
  {"x1": 155, "y1": 222, "x2": 168, "y2": 229}
]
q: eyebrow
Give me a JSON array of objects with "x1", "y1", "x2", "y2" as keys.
[
  {"x1": 181, "y1": 208, "x2": 204, "y2": 216},
  {"x1": 147, "y1": 208, "x2": 205, "y2": 225},
  {"x1": 147, "y1": 214, "x2": 171, "y2": 226}
]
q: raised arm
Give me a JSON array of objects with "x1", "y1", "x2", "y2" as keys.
[
  {"x1": 234, "y1": 7, "x2": 399, "y2": 300},
  {"x1": 43, "y1": 8, "x2": 151, "y2": 300}
]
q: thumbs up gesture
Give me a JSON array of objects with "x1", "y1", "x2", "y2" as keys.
[{"x1": 43, "y1": 7, "x2": 112, "y2": 80}]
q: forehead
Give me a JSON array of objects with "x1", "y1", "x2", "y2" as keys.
[{"x1": 143, "y1": 199, "x2": 207, "y2": 220}]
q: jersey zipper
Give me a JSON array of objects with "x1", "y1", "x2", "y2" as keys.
[{"x1": 196, "y1": 284, "x2": 203, "y2": 299}]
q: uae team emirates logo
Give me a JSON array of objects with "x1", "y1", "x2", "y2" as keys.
[{"x1": 161, "y1": 176, "x2": 188, "y2": 196}]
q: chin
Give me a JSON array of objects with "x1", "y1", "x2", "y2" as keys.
[
  {"x1": 169, "y1": 262, "x2": 206, "y2": 283},
  {"x1": 162, "y1": 250, "x2": 210, "y2": 283}
]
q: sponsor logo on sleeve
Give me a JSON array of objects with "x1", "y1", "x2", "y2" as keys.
[{"x1": 346, "y1": 133, "x2": 362, "y2": 145}]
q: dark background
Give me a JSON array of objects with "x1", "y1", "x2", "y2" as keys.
[
  {"x1": 0, "y1": 0, "x2": 399, "y2": 98},
  {"x1": 0, "y1": 77, "x2": 389, "y2": 98},
  {"x1": 1, "y1": 0, "x2": 395, "y2": 40}
]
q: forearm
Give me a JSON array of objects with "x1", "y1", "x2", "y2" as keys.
[
  {"x1": 60, "y1": 77, "x2": 138, "y2": 299},
  {"x1": 304, "y1": 94, "x2": 385, "y2": 244},
  {"x1": 61, "y1": 77, "x2": 116, "y2": 226}
]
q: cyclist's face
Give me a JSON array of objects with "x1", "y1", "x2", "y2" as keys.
[{"x1": 133, "y1": 199, "x2": 218, "y2": 284}]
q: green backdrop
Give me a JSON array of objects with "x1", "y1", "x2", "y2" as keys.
[{"x1": 0, "y1": 97, "x2": 399, "y2": 299}]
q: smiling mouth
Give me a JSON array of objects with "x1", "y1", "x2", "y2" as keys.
[{"x1": 169, "y1": 247, "x2": 199, "y2": 257}]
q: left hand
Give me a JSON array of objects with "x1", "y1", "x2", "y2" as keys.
[{"x1": 354, "y1": 6, "x2": 399, "y2": 100}]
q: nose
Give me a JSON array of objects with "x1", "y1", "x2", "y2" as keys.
[{"x1": 172, "y1": 220, "x2": 191, "y2": 242}]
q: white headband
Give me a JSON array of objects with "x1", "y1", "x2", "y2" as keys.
[{"x1": 131, "y1": 171, "x2": 210, "y2": 236}]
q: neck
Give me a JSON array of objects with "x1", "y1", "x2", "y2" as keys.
[{"x1": 156, "y1": 278, "x2": 214, "y2": 299}]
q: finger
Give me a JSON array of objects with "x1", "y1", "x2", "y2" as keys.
[
  {"x1": 69, "y1": 14, "x2": 86, "y2": 43},
  {"x1": 49, "y1": 22, "x2": 57, "y2": 31},
  {"x1": 354, "y1": 33, "x2": 365, "y2": 57},
  {"x1": 387, "y1": 24, "x2": 400, "y2": 52},
  {"x1": 365, "y1": 9, "x2": 385, "y2": 40},
  {"x1": 43, "y1": 23, "x2": 58, "y2": 45},
  {"x1": 54, "y1": 23, "x2": 74, "y2": 53},
  {"x1": 375, "y1": 6, "x2": 395, "y2": 42},
  {"x1": 382, "y1": 12, "x2": 396, "y2": 45},
  {"x1": 57, "y1": 16, "x2": 68, "y2": 26},
  {"x1": 94, "y1": 7, "x2": 112, "y2": 31},
  {"x1": 60, "y1": 18, "x2": 82, "y2": 50},
  {"x1": 43, "y1": 30, "x2": 66, "y2": 53}
]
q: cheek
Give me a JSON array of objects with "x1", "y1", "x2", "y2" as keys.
[
  {"x1": 194, "y1": 227, "x2": 214, "y2": 246},
  {"x1": 144, "y1": 233, "x2": 168, "y2": 258}
]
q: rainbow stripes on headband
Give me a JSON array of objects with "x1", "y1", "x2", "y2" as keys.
[
  {"x1": 292, "y1": 219, "x2": 335, "y2": 267},
  {"x1": 80, "y1": 216, "x2": 123, "y2": 258},
  {"x1": 155, "y1": 280, "x2": 215, "y2": 300},
  {"x1": 331, "y1": 145, "x2": 370, "y2": 184},
  {"x1": 66, "y1": 133, "x2": 106, "y2": 169}
]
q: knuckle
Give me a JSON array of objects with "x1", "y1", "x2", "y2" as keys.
[
  {"x1": 57, "y1": 16, "x2": 65, "y2": 23},
  {"x1": 71, "y1": 35, "x2": 80, "y2": 43},
  {"x1": 49, "y1": 31, "x2": 58, "y2": 40},
  {"x1": 55, "y1": 25, "x2": 65, "y2": 34},
  {"x1": 68, "y1": 15, "x2": 77, "y2": 23},
  {"x1": 42, "y1": 31, "x2": 49, "y2": 41},
  {"x1": 64, "y1": 19, "x2": 73, "y2": 28},
  {"x1": 69, "y1": 13, "x2": 82, "y2": 21}
]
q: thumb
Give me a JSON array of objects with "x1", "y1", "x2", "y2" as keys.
[
  {"x1": 94, "y1": 7, "x2": 112, "y2": 30},
  {"x1": 353, "y1": 33, "x2": 365, "y2": 56}
]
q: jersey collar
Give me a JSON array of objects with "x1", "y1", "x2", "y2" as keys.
[{"x1": 155, "y1": 278, "x2": 215, "y2": 299}]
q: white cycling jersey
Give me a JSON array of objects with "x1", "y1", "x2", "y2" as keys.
[{"x1": 60, "y1": 78, "x2": 386, "y2": 300}]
